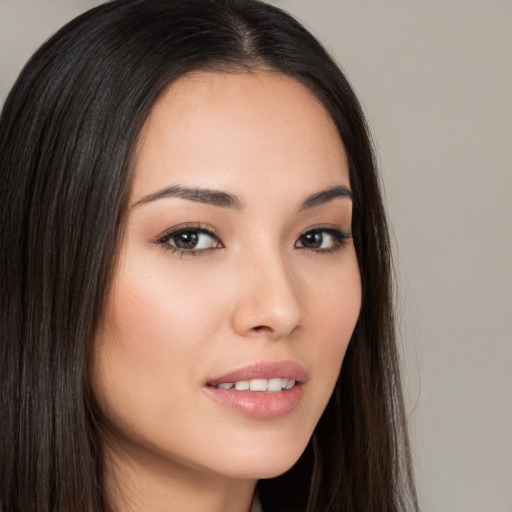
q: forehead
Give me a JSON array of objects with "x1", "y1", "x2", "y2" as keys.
[{"x1": 132, "y1": 70, "x2": 349, "y2": 200}]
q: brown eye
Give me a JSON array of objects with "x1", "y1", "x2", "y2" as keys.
[
  {"x1": 159, "y1": 227, "x2": 221, "y2": 253},
  {"x1": 298, "y1": 231, "x2": 324, "y2": 249},
  {"x1": 173, "y1": 231, "x2": 200, "y2": 249},
  {"x1": 295, "y1": 228, "x2": 349, "y2": 251}
]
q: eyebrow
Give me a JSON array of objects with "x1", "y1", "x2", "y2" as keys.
[
  {"x1": 298, "y1": 185, "x2": 353, "y2": 211},
  {"x1": 132, "y1": 183, "x2": 352, "y2": 210},
  {"x1": 132, "y1": 185, "x2": 245, "y2": 210}
]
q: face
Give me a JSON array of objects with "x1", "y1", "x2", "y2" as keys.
[{"x1": 92, "y1": 71, "x2": 361, "y2": 483}]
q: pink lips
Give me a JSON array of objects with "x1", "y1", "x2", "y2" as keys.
[{"x1": 205, "y1": 360, "x2": 308, "y2": 419}]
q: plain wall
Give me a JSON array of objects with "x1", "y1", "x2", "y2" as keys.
[{"x1": 1, "y1": 1, "x2": 511, "y2": 510}]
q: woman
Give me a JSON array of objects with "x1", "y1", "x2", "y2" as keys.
[{"x1": 0, "y1": 0, "x2": 417, "y2": 510}]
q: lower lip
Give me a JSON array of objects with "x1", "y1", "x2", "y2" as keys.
[{"x1": 205, "y1": 384, "x2": 304, "y2": 419}]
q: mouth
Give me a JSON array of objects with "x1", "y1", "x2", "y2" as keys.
[
  {"x1": 205, "y1": 360, "x2": 307, "y2": 419},
  {"x1": 212, "y1": 377, "x2": 296, "y2": 392}
]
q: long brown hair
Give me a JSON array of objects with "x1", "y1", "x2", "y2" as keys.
[{"x1": 0, "y1": 1, "x2": 417, "y2": 510}]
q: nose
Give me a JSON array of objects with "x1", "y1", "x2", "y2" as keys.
[{"x1": 230, "y1": 250, "x2": 302, "y2": 340}]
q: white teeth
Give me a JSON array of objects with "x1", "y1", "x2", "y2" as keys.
[
  {"x1": 216, "y1": 378, "x2": 296, "y2": 392},
  {"x1": 267, "y1": 378, "x2": 283, "y2": 391},
  {"x1": 217, "y1": 382, "x2": 234, "y2": 390},
  {"x1": 285, "y1": 379, "x2": 295, "y2": 390},
  {"x1": 234, "y1": 380, "x2": 250, "y2": 391},
  {"x1": 250, "y1": 378, "x2": 268, "y2": 391}
]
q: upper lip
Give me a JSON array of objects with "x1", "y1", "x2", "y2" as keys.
[{"x1": 207, "y1": 360, "x2": 308, "y2": 387}]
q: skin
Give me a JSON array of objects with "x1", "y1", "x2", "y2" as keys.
[{"x1": 91, "y1": 70, "x2": 362, "y2": 512}]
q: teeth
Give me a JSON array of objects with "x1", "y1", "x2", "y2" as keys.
[
  {"x1": 267, "y1": 378, "x2": 282, "y2": 391},
  {"x1": 234, "y1": 380, "x2": 250, "y2": 391},
  {"x1": 250, "y1": 378, "x2": 268, "y2": 391},
  {"x1": 216, "y1": 378, "x2": 296, "y2": 392}
]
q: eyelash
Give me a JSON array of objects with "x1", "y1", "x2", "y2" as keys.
[
  {"x1": 295, "y1": 226, "x2": 352, "y2": 254},
  {"x1": 155, "y1": 223, "x2": 222, "y2": 258},
  {"x1": 155, "y1": 223, "x2": 352, "y2": 257}
]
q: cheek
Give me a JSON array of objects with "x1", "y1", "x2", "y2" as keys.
[
  {"x1": 307, "y1": 248, "x2": 361, "y2": 328},
  {"x1": 303, "y1": 253, "x2": 362, "y2": 392},
  {"x1": 320, "y1": 271, "x2": 361, "y2": 355},
  {"x1": 294, "y1": 252, "x2": 362, "y2": 430},
  {"x1": 99, "y1": 262, "x2": 227, "y2": 366},
  {"x1": 90, "y1": 266, "x2": 223, "y2": 427}
]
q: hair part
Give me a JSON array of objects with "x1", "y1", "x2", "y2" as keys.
[{"x1": 0, "y1": 1, "x2": 417, "y2": 510}]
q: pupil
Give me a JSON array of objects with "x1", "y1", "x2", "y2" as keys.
[
  {"x1": 302, "y1": 231, "x2": 322, "y2": 248},
  {"x1": 175, "y1": 231, "x2": 198, "y2": 249}
]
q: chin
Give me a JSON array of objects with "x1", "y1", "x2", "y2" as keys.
[{"x1": 209, "y1": 435, "x2": 311, "y2": 481}]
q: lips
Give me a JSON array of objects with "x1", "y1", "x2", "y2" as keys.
[
  {"x1": 207, "y1": 360, "x2": 308, "y2": 387},
  {"x1": 205, "y1": 360, "x2": 308, "y2": 419}
]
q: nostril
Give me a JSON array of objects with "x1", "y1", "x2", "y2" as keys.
[
  {"x1": 249, "y1": 324, "x2": 300, "y2": 338},
  {"x1": 252, "y1": 325, "x2": 272, "y2": 334}
]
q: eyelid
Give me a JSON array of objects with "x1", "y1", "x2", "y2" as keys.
[
  {"x1": 295, "y1": 225, "x2": 352, "y2": 252},
  {"x1": 155, "y1": 222, "x2": 221, "y2": 242},
  {"x1": 300, "y1": 223, "x2": 353, "y2": 238},
  {"x1": 155, "y1": 223, "x2": 223, "y2": 256}
]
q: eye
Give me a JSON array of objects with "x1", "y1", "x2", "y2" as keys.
[
  {"x1": 295, "y1": 228, "x2": 350, "y2": 252},
  {"x1": 157, "y1": 225, "x2": 222, "y2": 255}
]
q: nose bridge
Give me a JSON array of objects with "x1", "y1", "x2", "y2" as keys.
[{"x1": 231, "y1": 243, "x2": 302, "y2": 339}]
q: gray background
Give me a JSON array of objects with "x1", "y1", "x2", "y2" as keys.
[{"x1": 1, "y1": 1, "x2": 511, "y2": 510}]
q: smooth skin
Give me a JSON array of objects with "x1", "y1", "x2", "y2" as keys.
[{"x1": 91, "y1": 71, "x2": 362, "y2": 512}]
